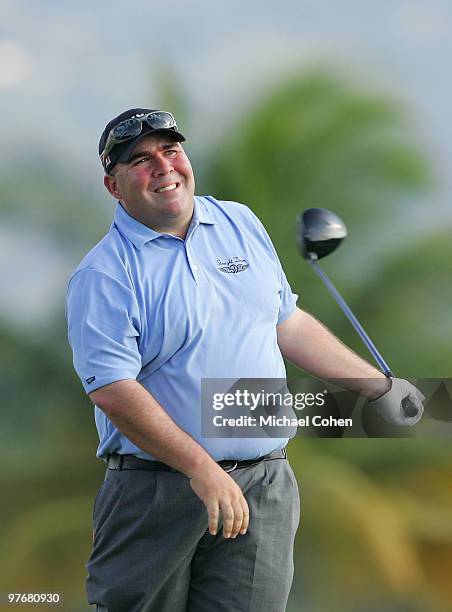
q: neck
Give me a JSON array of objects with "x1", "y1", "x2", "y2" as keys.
[{"x1": 120, "y1": 200, "x2": 194, "y2": 239}]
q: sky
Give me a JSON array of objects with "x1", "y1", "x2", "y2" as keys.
[{"x1": 1, "y1": 0, "x2": 451, "y2": 326}]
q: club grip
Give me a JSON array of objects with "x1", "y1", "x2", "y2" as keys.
[{"x1": 401, "y1": 396, "x2": 419, "y2": 418}]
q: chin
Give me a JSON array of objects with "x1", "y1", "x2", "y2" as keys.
[{"x1": 162, "y1": 200, "x2": 186, "y2": 217}]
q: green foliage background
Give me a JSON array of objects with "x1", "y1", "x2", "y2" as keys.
[{"x1": 1, "y1": 70, "x2": 452, "y2": 612}]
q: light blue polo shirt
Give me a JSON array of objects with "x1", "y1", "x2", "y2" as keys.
[{"x1": 66, "y1": 196, "x2": 298, "y2": 461}]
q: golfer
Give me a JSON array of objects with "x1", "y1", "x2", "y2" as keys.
[{"x1": 66, "y1": 108, "x2": 424, "y2": 612}]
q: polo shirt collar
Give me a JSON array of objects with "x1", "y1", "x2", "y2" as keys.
[
  {"x1": 113, "y1": 203, "x2": 161, "y2": 249},
  {"x1": 193, "y1": 196, "x2": 216, "y2": 226},
  {"x1": 113, "y1": 197, "x2": 215, "y2": 250}
]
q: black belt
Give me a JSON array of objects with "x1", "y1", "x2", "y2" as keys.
[{"x1": 107, "y1": 448, "x2": 287, "y2": 474}]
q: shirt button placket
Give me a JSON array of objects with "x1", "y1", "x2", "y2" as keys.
[{"x1": 185, "y1": 244, "x2": 200, "y2": 284}]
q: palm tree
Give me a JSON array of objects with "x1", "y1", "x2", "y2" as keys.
[
  {"x1": 200, "y1": 69, "x2": 452, "y2": 611},
  {"x1": 200, "y1": 70, "x2": 432, "y2": 329},
  {"x1": 351, "y1": 230, "x2": 452, "y2": 376}
]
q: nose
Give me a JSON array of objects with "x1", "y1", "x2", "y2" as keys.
[{"x1": 152, "y1": 153, "x2": 174, "y2": 177}]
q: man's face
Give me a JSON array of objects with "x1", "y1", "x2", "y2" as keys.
[{"x1": 104, "y1": 134, "x2": 195, "y2": 235}]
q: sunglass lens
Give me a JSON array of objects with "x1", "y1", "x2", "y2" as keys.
[
  {"x1": 113, "y1": 118, "x2": 142, "y2": 141},
  {"x1": 146, "y1": 112, "x2": 175, "y2": 129}
]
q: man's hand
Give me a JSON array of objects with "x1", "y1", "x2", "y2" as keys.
[
  {"x1": 368, "y1": 378, "x2": 425, "y2": 426},
  {"x1": 189, "y1": 464, "x2": 249, "y2": 539}
]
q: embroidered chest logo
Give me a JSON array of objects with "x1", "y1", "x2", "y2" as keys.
[{"x1": 217, "y1": 257, "x2": 249, "y2": 274}]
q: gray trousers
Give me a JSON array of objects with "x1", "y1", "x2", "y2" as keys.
[{"x1": 87, "y1": 457, "x2": 300, "y2": 612}]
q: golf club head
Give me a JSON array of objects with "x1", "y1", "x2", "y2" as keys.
[{"x1": 297, "y1": 208, "x2": 347, "y2": 260}]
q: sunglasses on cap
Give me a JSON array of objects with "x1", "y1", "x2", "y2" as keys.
[{"x1": 100, "y1": 111, "x2": 178, "y2": 167}]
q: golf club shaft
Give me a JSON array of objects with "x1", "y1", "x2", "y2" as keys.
[{"x1": 308, "y1": 258, "x2": 394, "y2": 377}]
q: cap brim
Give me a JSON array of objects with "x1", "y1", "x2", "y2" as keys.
[{"x1": 115, "y1": 128, "x2": 186, "y2": 166}]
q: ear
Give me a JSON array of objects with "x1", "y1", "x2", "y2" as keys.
[{"x1": 104, "y1": 173, "x2": 123, "y2": 199}]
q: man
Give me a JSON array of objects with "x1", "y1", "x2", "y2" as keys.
[{"x1": 66, "y1": 108, "x2": 424, "y2": 612}]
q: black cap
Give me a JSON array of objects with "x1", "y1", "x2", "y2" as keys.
[{"x1": 98, "y1": 108, "x2": 186, "y2": 174}]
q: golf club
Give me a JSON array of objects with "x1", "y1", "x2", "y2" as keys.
[{"x1": 297, "y1": 207, "x2": 418, "y2": 417}]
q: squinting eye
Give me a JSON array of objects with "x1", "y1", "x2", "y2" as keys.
[
  {"x1": 134, "y1": 157, "x2": 150, "y2": 165},
  {"x1": 166, "y1": 150, "x2": 177, "y2": 157}
]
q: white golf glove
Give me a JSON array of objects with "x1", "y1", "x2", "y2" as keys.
[{"x1": 368, "y1": 378, "x2": 425, "y2": 426}]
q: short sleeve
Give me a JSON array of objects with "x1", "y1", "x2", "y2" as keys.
[
  {"x1": 66, "y1": 268, "x2": 142, "y2": 393},
  {"x1": 253, "y1": 215, "x2": 299, "y2": 324}
]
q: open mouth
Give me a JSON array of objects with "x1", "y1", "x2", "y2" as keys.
[{"x1": 154, "y1": 182, "x2": 180, "y2": 194}]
